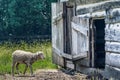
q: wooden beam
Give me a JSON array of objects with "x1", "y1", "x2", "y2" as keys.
[
  {"x1": 105, "y1": 42, "x2": 120, "y2": 53},
  {"x1": 77, "y1": 1, "x2": 120, "y2": 15},
  {"x1": 105, "y1": 23, "x2": 120, "y2": 42},
  {"x1": 106, "y1": 52, "x2": 120, "y2": 68}
]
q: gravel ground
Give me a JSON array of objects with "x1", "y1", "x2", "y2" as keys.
[{"x1": 0, "y1": 69, "x2": 89, "y2": 80}]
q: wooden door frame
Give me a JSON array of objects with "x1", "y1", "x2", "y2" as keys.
[{"x1": 90, "y1": 18, "x2": 105, "y2": 68}]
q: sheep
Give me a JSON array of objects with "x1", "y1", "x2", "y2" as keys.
[{"x1": 12, "y1": 50, "x2": 45, "y2": 76}]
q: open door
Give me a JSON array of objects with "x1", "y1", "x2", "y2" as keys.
[
  {"x1": 51, "y1": 3, "x2": 64, "y2": 67},
  {"x1": 71, "y1": 16, "x2": 89, "y2": 60}
]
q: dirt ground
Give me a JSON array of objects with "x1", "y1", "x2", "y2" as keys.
[{"x1": 0, "y1": 69, "x2": 89, "y2": 80}]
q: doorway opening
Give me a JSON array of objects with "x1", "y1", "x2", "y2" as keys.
[{"x1": 93, "y1": 19, "x2": 105, "y2": 68}]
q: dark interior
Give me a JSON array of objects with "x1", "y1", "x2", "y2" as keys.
[{"x1": 93, "y1": 19, "x2": 105, "y2": 68}]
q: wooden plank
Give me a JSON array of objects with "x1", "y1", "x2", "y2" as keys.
[
  {"x1": 106, "y1": 52, "x2": 120, "y2": 68},
  {"x1": 77, "y1": 11, "x2": 105, "y2": 18},
  {"x1": 105, "y1": 23, "x2": 120, "y2": 42},
  {"x1": 104, "y1": 65, "x2": 120, "y2": 80},
  {"x1": 75, "y1": 57, "x2": 89, "y2": 67},
  {"x1": 77, "y1": 33, "x2": 88, "y2": 53},
  {"x1": 105, "y1": 42, "x2": 120, "y2": 53},
  {"x1": 52, "y1": 47, "x2": 64, "y2": 67},
  {"x1": 52, "y1": 3, "x2": 63, "y2": 24},
  {"x1": 73, "y1": 52, "x2": 87, "y2": 60},
  {"x1": 63, "y1": 2, "x2": 67, "y2": 53},
  {"x1": 77, "y1": 1, "x2": 120, "y2": 15},
  {"x1": 60, "y1": 0, "x2": 68, "y2": 2},
  {"x1": 72, "y1": 29, "x2": 78, "y2": 55},
  {"x1": 105, "y1": 15, "x2": 120, "y2": 24},
  {"x1": 62, "y1": 53, "x2": 72, "y2": 59},
  {"x1": 72, "y1": 17, "x2": 89, "y2": 28},
  {"x1": 52, "y1": 3, "x2": 64, "y2": 66},
  {"x1": 52, "y1": 12, "x2": 63, "y2": 24},
  {"x1": 72, "y1": 22, "x2": 88, "y2": 36},
  {"x1": 52, "y1": 2, "x2": 64, "y2": 52},
  {"x1": 65, "y1": 6, "x2": 73, "y2": 54},
  {"x1": 51, "y1": 3, "x2": 63, "y2": 19},
  {"x1": 66, "y1": 60, "x2": 75, "y2": 69},
  {"x1": 76, "y1": 0, "x2": 109, "y2": 5},
  {"x1": 105, "y1": 8, "x2": 120, "y2": 23}
]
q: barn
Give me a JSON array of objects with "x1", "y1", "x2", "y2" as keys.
[{"x1": 51, "y1": 0, "x2": 120, "y2": 79}]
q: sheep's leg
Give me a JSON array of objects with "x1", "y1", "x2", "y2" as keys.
[
  {"x1": 23, "y1": 64, "x2": 28, "y2": 75},
  {"x1": 16, "y1": 63, "x2": 20, "y2": 75},
  {"x1": 12, "y1": 62, "x2": 15, "y2": 76},
  {"x1": 28, "y1": 63, "x2": 33, "y2": 76}
]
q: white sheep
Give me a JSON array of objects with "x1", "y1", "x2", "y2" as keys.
[{"x1": 12, "y1": 50, "x2": 45, "y2": 76}]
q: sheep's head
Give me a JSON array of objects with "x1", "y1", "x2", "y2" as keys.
[{"x1": 36, "y1": 51, "x2": 45, "y2": 60}]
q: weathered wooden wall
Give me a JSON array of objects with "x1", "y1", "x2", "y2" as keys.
[
  {"x1": 104, "y1": 8, "x2": 120, "y2": 79},
  {"x1": 52, "y1": 1, "x2": 120, "y2": 79},
  {"x1": 75, "y1": 0, "x2": 108, "y2": 5},
  {"x1": 66, "y1": 0, "x2": 108, "y2": 4},
  {"x1": 77, "y1": 0, "x2": 120, "y2": 15},
  {"x1": 75, "y1": 1, "x2": 120, "y2": 79},
  {"x1": 52, "y1": 3, "x2": 64, "y2": 67}
]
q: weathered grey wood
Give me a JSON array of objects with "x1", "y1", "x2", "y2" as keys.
[
  {"x1": 52, "y1": 13, "x2": 63, "y2": 25},
  {"x1": 75, "y1": 58, "x2": 90, "y2": 67},
  {"x1": 91, "y1": 20, "x2": 95, "y2": 68},
  {"x1": 105, "y1": 8, "x2": 120, "y2": 23},
  {"x1": 105, "y1": 23, "x2": 120, "y2": 42},
  {"x1": 61, "y1": 52, "x2": 87, "y2": 60},
  {"x1": 52, "y1": 3, "x2": 64, "y2": 66},
  {"x1": 105, "y1": 16, "x2": 120, "y2": 24},
  {"x1": 77, "y1": 1, "x2": 120, "y2": 15},
  {"x1": 72, "y1": 22, "x2": 88, "y2": 36},
  {"x1": 105, "y1": 42, "x2": 120, "y2": 53},
  {"x1": 72, "y1": 52, "x2": 87, "y2": 60},
  {"x1": 52, "y1": 3, "x2": 63, "y2": 20},
  {"x1": 106, "y1": 53, "x2": 120, "y2": 68},
  {"x1": 60, "y1": 0, "x2": 68, "y2": 2},
  {"x1": 75, "y1": 0, "x2": 108, "y2": 5},
  {"x1": 71, "y1": 17, "x2": 89, "y2": 59},
  {"x1": 62, "y1": 53, "x2": 72, "y2": 59},
  {"x1": 64, "y1": 0, "x2": 108, "y2": 4},
  {"x1": 52, "y1": 3, "x2": 64, "y2": 52},
  {"x1": 52, "y1": 47, "x2": 64, "y2": 67},
  {"x1": 63, "y1": 2, "x2": 67, "y2": 54},
  {"x1": 104, "y1": 65, "x2": 120, "y2": 80},
  {"x1": 66, "y1": 6, "x2": 73, "y2": 54},
  {"x1": 66, "y1": 60, "x2": 75, "y2": 69}
]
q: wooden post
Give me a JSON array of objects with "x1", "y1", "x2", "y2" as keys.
[{"x1": 63, "y1": 2, "x2": 67, "y2": 54}]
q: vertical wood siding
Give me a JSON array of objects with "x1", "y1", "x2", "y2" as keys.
[
  {"x1": 52, "y1": 3, "x2": 64, "y2": 66},
  {"x1": 52, "y1": 3, "x2": 63, "y2": 54}
]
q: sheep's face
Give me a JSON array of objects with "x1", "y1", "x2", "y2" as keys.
[{"x1": 36, "y1": 51, "x2": 45, "y2": 60}]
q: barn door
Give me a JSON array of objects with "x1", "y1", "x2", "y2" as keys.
[
  {"x1": 71, "y1": 16, "x2": 89, "y2": 60},
  {"x1": 51, "y1": 3, "x2": 64, "y2": 67}
]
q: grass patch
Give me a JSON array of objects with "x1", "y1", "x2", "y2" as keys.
[{"x1": 0, "y1": 40, "x2": 57, "y2": 74}]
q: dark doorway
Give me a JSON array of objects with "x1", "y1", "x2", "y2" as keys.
[{"x1": 93, "y1": 19, "x2": 105, "y2": 68}]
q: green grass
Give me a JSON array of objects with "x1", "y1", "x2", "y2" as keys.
[{"x1": 0, "y1": 40, "x2": 57, "y2": 74}]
